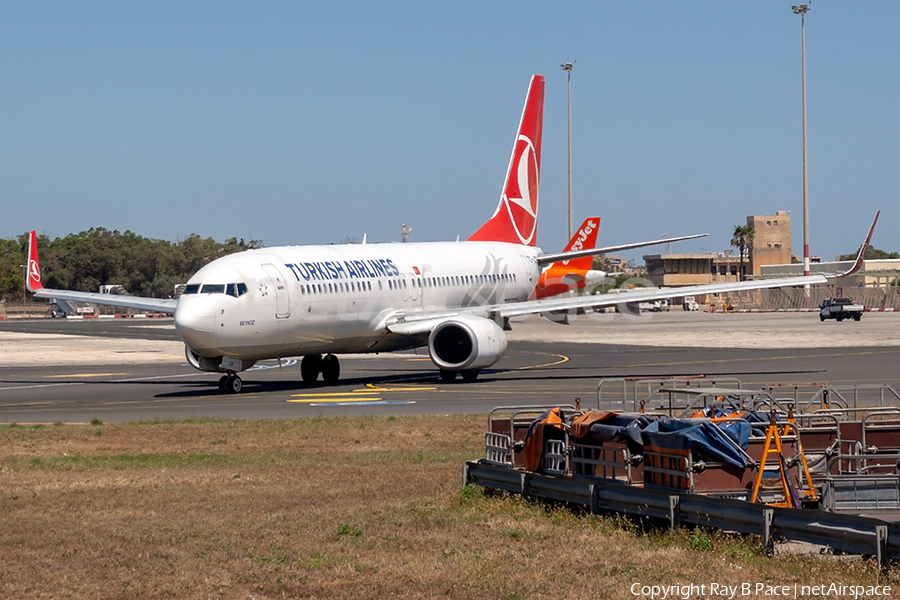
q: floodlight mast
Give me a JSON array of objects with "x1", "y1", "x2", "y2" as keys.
[
  {"x1": 561, "y1": 61, "x2": 575, "y2": 240},
  {"x1": 793, "y1": 4, "x2": 811, "y2": 277}
]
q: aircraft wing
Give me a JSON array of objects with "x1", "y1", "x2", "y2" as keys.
[
  {"x1": 26, "y1": 230, "x2": 178, "y2": 314},
  {"x1": 537, "y1": 232, "x2": 707, "y2": 265},
  {"x1": 493, "y1": 274, "x2": 826, "y2": 320},
  {"x1": 388, "y1": 273, "x2": 828, "y2": 331},
  {"x1": 32, "y1": 288, "x2": 177, "y2": 314}
]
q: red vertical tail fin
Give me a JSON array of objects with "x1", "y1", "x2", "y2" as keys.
[
  {"x1": 26, "y1": 230, "x2": 44, "y2": 292},
  {"x1": 468, "y1": 74, "x2": 544, "y2": 246}
]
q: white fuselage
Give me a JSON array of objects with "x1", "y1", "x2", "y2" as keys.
[{"x1": 174, "y1": 241, "x2": 542, "y2": 362}]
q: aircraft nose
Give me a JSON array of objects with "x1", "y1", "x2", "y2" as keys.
[{"x1": 174, "y1": 298, "x2": 216, "y2": 348}]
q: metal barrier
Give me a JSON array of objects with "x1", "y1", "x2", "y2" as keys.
[
  {"x1": 597, "y1": 379, "x2": 900, "y2": 416},
  {"x1": 821, "y1": 453, "x2": 900, "y2": 513},
  {"x1": 465, "y1": 460, "x2": 893, "y2": 568},
  {"x1": 762, "y1": 383, "x2": 900, "y2": 413},
  {"x1": 571, "y1": 441, "x2": 638, "y2": 484},
  {"x1": 773, "y1": 508, "x2": 887, "y2": 566},
  {"x1": 862, "y1": 410, "x2": 900, "y2": 452},
  {"x1": 485, "y1": 432, "x2": 512, "y2": 465},
  {"x1": 544, "y1": 439, "x2": 568, "y2": 476},
  {"x1": 596, "y1": 377, "x2": 743, "y2": 413}
]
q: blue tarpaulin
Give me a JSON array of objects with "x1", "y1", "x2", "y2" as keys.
[{"x1": 641, "y1": 418, "x2": 751, "y2": 468}]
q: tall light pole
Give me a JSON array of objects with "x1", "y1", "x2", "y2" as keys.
[
  {"x1": 19, "y1": 263, "x2": 27, "y2": 303},
  {"x1": 561, "y1": 61, "x2": 575, "y2": 240},
  {"x1": 793, "y1": 4, "x2": 810, "y2": 277}
]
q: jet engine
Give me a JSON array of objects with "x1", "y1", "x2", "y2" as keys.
[
  {"x1": 184, "y1": 345, "x2": 255, "y2": 373},
  {"x1": 427, "y1": 316, "x2": 508, "y2": 371}
]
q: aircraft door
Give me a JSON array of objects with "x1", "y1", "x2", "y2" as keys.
[
  {"x1": 261, "y1": 263, "x2": 291, "y2": 319},
  {"x1": 401, "y1": 274, "x2": 410, "y2": 302},
  {"x1": 408, "y1": 273, "x2": 419, "y2": 301}
]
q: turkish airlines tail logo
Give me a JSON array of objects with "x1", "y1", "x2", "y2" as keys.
[
  {"x1": 27, "y1": 230, "x2": 43, "y2": 292},
  {"x1": 468, "y1": 74, "x2": 544, "y2": 246}
]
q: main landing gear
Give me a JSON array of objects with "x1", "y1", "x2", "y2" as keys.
[
  {"x1": 218, "y1": 372, "x2": 243, "y2": 394},
  {"x1": 439, "y1": 369, "x2": 479, "y2": 383},
  {"x1": 301, "y1": 353, "x2": 341, "y2": 384}
]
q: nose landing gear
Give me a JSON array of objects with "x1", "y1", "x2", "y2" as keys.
[{"x1": 218, "y1": 373, "x2": 243, "y2": 394}]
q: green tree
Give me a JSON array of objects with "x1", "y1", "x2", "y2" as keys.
[
  {"x1": 838, "y1": 246, "x2": 900, "y2": 261},
  {"x1": 0, "y1": 229, "x2": 263, "y2": 300},
  {"x1": 0, "y1": 238, "x2": 26, "y2": 301},
  {"x1": 730, "y1": 224, "x2": 754, "y2": 281}
]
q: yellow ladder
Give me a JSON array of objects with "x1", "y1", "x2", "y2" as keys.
[{"x1": 750, "y1": 410, "x2": 817, "y2": 507}]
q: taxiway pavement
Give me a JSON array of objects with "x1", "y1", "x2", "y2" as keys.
[{"x1": 2, "y1": 312, "x2": 899, "y2": 423}]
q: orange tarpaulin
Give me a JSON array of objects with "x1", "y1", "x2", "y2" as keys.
[
  {"x1": 571, "y1": 411, "x2": 619, "y2": 439},
  {"x1": 523, "y1": 408, "x2": 567, "y2": 472}
]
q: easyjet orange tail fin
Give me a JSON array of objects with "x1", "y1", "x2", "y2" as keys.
[{"x1": 533, "y1": 217, "x2": 601, "y2": 299}]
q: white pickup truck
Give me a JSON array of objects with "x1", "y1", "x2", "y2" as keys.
[{"x1": 819, "y1": 297, "x2": 864, "y2": 322}]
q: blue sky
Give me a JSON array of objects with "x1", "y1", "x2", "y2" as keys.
[{"x1": 2, "y1": 2, "x2": 896, "y2": 262}]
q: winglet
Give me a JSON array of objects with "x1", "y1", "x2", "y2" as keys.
[
  {"x1": 26, "y1": 230, "x2": 44, "y2": 292},
  {"x1": 828, "y1": 210, "x2": 880, "y2": 279}
]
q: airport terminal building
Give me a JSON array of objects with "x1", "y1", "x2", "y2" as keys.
[{"x1": 643, "y1": 211, "x2": 900, "y2": 310}]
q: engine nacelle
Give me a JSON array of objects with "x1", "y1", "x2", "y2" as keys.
[
  {"x1": 427, "y1": 316, "x2": 508, "y2": 371},
  {"x1": 184, "y1": 345, "x2": 255, "y2": 373}
]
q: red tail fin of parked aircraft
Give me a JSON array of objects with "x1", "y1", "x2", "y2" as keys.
[
  {"x1": 26, "y1": 230, "x2": 43, "y2": 292},
  {"x1": 534, "y1": 217, "x2": 601, "y2": 299},
  {"x1": 468, "y1": 74, "x2": 544, "y2": 246}
]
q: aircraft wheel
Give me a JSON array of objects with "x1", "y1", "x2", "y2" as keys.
[
  {"x1": 301, "y1": 354, "x2": 322, "y2": 383},
  {"x1": 461, "y1": 369, "x2": 479, "y2": 382},
  {"x1": 218, "y1": 375, "x2": 229, "y2": 393},
  {"x1": 439, "y1": 369, "x2": 457, "y2": 383},
  {"x1": 225, "y1": 374, "x2": 243, "y2": 394},
  {"x1": 321, "y1": 354, "x2": 340, "y2": 383}
]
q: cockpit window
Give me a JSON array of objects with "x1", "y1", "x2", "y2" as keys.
[
  {"x1": 193, "y1": 283, "x2": 248, "y2": 296},
  {"x1": 226, "y1": 283, "x2": 248, "y2": 298}
]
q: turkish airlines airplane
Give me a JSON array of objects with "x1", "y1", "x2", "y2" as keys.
[{"x1": 26, "y1": 75, "x2": 877, "y2": 393}]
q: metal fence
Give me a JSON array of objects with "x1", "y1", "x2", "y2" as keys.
[{"x1": 719, "y1": 286, "x2": 900, "y2": 312}]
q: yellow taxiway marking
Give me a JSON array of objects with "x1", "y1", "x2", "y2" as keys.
[
  {"x1": 287, "y1": 382, "x2": 437, "y2": 403},
  {"x1": 289, "y1": 396, "x2": 384, "y2": 403},
  {"x1": 289, "y1": 390, "x2": 380, "y2": 398},
  {"x1": 45, "y1": 373, "x2": 128, "y2": 379},
  {"x1": 515, "y1": 354, "x2": 570, "y2": 370},
  {"x1": 364, "y1": 383, "x2": 438, "y2": 392}
]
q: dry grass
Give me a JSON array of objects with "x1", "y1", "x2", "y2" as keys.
[{"x1": 1, "y1": 416, "x2": 897, "y2": 599}]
